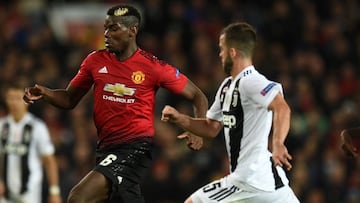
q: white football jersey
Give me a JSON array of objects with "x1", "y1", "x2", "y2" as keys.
[
  {"x1": 207, "y1": 65, "x2": 289, "y2": 192},
  {"x1": 0, "y1": 113, "x2": 55, "y2": 203}
]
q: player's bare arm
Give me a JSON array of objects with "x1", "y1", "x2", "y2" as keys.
[
  {"x1": 340, "y1": 127, "x2": 359, "y2": 158},
  {"x1": 268, "y1": 93, "x2": 292, "y2": 170},
  {"x1": 24, "y1": 84, "x2": 88, "y2": 109},
  {"x1": 42, "y1": 155, "x2": 62, "y2": 203},
  {"x1": 175, "y1": 79, "x2": 209, "y2": 150},
  {"x1": 161, "y1": 105, "x2": 222, "y2": 139},
  {"x1": 179, "y1": 79, "x2": 208, "y2": 118}
]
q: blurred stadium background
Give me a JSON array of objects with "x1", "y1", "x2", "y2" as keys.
[{"x1": 0, "y1": 0, "x2": 359, "y2": 202}]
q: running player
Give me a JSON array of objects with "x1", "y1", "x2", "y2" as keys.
[
  {"x1": 161, "y1": 22, "x2": 299, "y2": 203},
  {"x1": 23, "y1": 4, "x2": 208, "y2": 203}
]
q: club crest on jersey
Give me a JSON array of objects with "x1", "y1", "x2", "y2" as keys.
[
  {"x1": 104, "y1": 83, "x2": 135, "y2": 96},
  {"x1": 131, "y1": 71, "x2": 145, "y2": 84},
  {"x1": 232, "y1": 88, "x2": 238, "y2": 107}
]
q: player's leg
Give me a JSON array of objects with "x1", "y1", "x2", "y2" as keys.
[
  {"x1": 94, "y1": 140, "x2": 152, "y2": 203},
  {"x1": 184, "y1": 196, "x2": 193, "y2": 203},
  {"x1": 248, "y1": 184, "x2": 300, "y2": 203},
  {"x1": 67, "y1": 170, "x2": 109, "y2": 203},
  {"x1": 107, "y1": 177, "x2": 145, "y2": 203},
  {"x1": 186, "y1": 177, "x2": 248, "y2": 203}
]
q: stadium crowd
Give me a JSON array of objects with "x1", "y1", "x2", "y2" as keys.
[{"x1": 0, "y1": 0, "x2": 359, "y2": 202}]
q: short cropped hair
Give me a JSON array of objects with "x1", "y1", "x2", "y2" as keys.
[
  {"x1": 1, "y1": 80, "x2": 28, "y2": 99},
  {"x1": 3, "y1": 79, "x2": 29, "y2": 91},
  {"x1": 221, "y1": 22, "x2": 257, "y2": 57},
  {"x1": 107, "y1": 4, "x2": 141, "y2": 27}
]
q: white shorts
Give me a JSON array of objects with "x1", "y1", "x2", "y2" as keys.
[
  {"x1": 190, "y1": 176, "x2": 300, "y2": 203},
  {"x1": 0, "y1": 189, "x2": 42, "y2": 203}
]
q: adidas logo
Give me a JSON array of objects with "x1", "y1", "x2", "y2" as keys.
[
  {"x1": 117, "y1": 176, "x2": 123, "y2": 184},
  {"x1": 98, "y1": 66, "x2": 108, "y2": 73}
]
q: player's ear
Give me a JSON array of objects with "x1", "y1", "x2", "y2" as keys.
[
  {"x1": 129, "y1": 26, "x2": 138, "y2": 37},
  {"x1": 229, "y1": 48, "x2": 237, "y2": 58}
]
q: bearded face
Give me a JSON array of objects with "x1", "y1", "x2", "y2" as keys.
[
  {"x1": 219, "y1": 34, "x2": 234, "y2": 76},
  {"x1": 223, "y1": 49, "x2": 233, "y2": 75}
]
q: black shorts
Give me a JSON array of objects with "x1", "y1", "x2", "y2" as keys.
[{"x1": 94, "y1": 140, "x2": 153, "y2": 203}]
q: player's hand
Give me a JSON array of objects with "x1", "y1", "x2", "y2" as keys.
[
  {"x1": 161, "y1": 105, "x2": 180, "y2": 123},
  {"x1": 178, "y1": 132, "x2": 203, "y2": 150},
  {"x1": 272, "y1": 142, "x2": 292, "y2": 171},
  {"x1": 340, "y1": 130, "x2": 358, "y2": 158},
  {"x1": 162, "y1": 106, "x2": 203, "y2": 150},
  {"x1": 23, "y1": 84, "x2": 44, "y2": 104}
]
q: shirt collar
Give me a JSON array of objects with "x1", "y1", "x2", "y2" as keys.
[
  {"x1": 7, "y1": 113, "x2": 32, "y2": 124},
  {"x1": 234, "y1": 65, "x2": 255, "y2": 81}
]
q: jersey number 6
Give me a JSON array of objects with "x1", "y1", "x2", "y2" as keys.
[{"x1": 99, "y1": 154, "x2": 117, "y2": 166}]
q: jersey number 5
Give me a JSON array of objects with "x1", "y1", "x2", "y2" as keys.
[{"x1": 203, "y1": 181, "x2": 221, "y2": 193}]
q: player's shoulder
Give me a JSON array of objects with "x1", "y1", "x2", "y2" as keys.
[
  {"x1": 241, "y1": 67, "x2": 262, "y2": 79},
  {"x1": 27, "y1": 114, "x2": 47, "y2": 128},
  {"x1": 92, "y1": 49, "x2": 108, "y2": 56},
  {"x1": 137, "y1": 49, "x2": 169, "y2": 67},
  {"x1": 0, "y1": 115, "x2": 13, "y2": 126},
  {"x1": 84, "y1": 49, "x2": 110, "y2": 60},
  {"x1": 239, "y1": 68, "x2": 265, "y2": 84},
  {"x1": 0, "y1": 117, "x2": 7, "y2": 127}
]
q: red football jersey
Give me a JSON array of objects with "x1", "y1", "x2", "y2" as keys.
[{"x1": 70, "y1": 48, "x2": 188, "y2": 146}]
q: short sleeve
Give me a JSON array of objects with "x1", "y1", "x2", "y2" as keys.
[
  {"x1": 206, "y1": 78, "x2": 231, "y2": 122},
  {"x1": 240, "y1": 75, "x2": 283, "y2": 108},
  {"x1": 34, "y1": 121, "x2": 55, "y2": 156},
  {"x1": 70, "y1": 53, "x2": 95, "y2": 89},
  {"x1": 206, "y1": 93, "x2": 223, "y2": 122},
  {"x1": 158, "y1": 64, "x2": 188, "y2": 94}
]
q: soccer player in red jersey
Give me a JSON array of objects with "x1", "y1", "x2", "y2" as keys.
[{"x1": 23, "y1": 4, "x2": 208, "y2": 203}]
